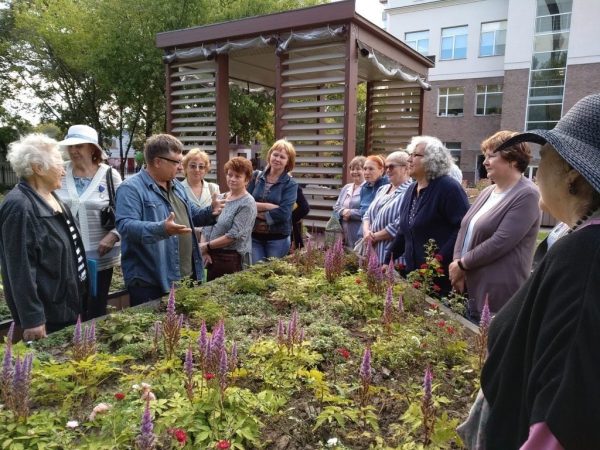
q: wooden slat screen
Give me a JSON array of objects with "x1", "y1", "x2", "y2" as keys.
[
  {"x1": 168, "y1": 60, "x2": 218, "y2": 181},
  {"x1": 368, "y1": 82, "x2": 421, "y2": 155},
  {"x1": 280, "y1": 42, "x2": 347, "y2": 230}
]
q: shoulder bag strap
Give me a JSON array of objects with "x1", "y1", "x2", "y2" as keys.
[{"x1": 105, "y1": 167, "x2": 115, "y2": 207}]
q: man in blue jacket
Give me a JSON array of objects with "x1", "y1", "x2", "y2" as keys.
[{"x1": 116, "y1": 134, "x2": 224, "y2": 305}]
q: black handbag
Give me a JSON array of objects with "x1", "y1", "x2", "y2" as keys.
[{"x1": 100, "y1": 168, "x2": 116, "y2": 231}]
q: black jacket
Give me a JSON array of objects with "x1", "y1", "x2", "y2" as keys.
[{"x1": 0, "y1": 182, "x2": 88, "y2": 329}]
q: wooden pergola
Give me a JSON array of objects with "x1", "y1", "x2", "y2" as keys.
[{"x1": 156, "y1": 0, "x2": 433, "y2": 228}]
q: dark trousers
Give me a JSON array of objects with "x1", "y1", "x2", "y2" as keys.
[
  {"x1": 87, "y1": 268, "x2": 113, "y2": 319},
  {"x1": 127, "y1": 284, "x2": 166, "y2": 307}
]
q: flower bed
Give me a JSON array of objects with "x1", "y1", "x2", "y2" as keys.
[{"x1": 0, "y1": 247, "x2": 480, "y2": 449}]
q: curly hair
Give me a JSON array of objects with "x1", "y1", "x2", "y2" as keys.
[
  {"x1": 182, "y1": 148, "x2": 211, "y2": 176},
  {"x1": 267, "y1": 139, "x2": 296, "y2": 172},
  {"x1": 7, "y1": 133, "x2": 62, "y2": 178},
  {"x1": 408, "y1": 136, "x2": 452, "y2": 180},
  {"x1": 482, "y1": 130, "x2": 531, "y2": 173},
  {"x1": 349, "y1": 155, "x2": 366, "y2": 170},
  {"x1": 224, "y1": 157, "x2": 253, "y2": 181}
]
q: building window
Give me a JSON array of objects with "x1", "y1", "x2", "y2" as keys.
[
  {"x1": 480, "y1": 21, "x2": 507, "y2": 57},
  {"x1": 438, "y1": 87, "x2": 464, "y2": 116},
  {"x1": 440, "y1": 26, "x2": 468, "y2": 60},
  {"x1": 405, "y1": 30, "x2": 429, "y2": 55},
  {"x1": 476, "y1": 84, "x2": 503, "y2": 115},
  {"x1": 525, "y1": 0, "x2": 572, "y2": 130},
  {"x1": 445, "y1": 142, "x2": 462, "y2": 165}
]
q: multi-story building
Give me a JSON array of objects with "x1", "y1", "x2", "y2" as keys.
[{"x1": 381, "y1": 0, "x2": 600, "y2": 183}]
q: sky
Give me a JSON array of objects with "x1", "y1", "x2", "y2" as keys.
[{"x1": 349, "y1": 0, "x2": 385, "y2": 27}]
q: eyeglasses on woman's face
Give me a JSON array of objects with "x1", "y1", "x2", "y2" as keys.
[
  {"x1": 385, "y1": 163, "x2": 406, "y2": 171},
  {"x1": 188, "y1": 163, "x2": 206, "y2": 170}
]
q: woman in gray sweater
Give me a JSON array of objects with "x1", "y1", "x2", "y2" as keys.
[
  {"x1": 200, "y1": 157, "x2": 257, "y2": 280},
  {"x1": 449, "y1": 131, "x2": 540, "y2": 321}
]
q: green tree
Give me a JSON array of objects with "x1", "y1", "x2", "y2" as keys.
[{"x1": 2, "y1": 0, "x2": 325, "y2": 175}]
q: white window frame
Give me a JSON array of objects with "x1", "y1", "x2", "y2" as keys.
[
  {"x1": 475, "y1": 84, "x2": 503, "y2": 116},
  {"x1": 405, "y1": 30, "x2": 429, "y2": 55},
  {"x1": 440, "y1": 26, "x2": 468, "y2": 60},
  {"x1": 479, "y1": 20, "x2": 507, "y2": 57},
  {"x1": 438, "y1": 87, "x2": 464, "y2": 117}
]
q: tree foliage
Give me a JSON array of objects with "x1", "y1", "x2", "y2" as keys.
[{"x1": 0, "y1": 0, "x2": 324, "y2": 174}]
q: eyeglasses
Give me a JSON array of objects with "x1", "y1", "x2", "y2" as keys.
[
  {"x1": 385, "y1": 163, "x2": 405, "y2": 170},
  {"x1": 158, "y1": 156, "x2": 183, "y2": 166},
  {"x1": 409, "y1": 153, "x2": 425, "y2": 159},
  {"x1": 189, "y1": 163, "x2": 206, "y2": 170}
]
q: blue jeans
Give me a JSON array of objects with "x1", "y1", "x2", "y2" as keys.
[{"x1": 252, "y1": 236, "x2": 291, "y2": 263}]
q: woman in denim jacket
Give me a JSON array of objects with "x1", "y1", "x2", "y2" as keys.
[{"x1": 247, "y1": 140, "x2": 298, "y2": 262}]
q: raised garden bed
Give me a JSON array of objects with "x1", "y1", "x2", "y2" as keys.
[{"x1": 0, "y1": 248, "x2": 480, "y2": 449}]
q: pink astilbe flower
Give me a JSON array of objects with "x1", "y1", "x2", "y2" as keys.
[
  {"x1": 73, "y1": 316, "x2": 96, "y2": 361},
  {"x1": 421, "y1": 366, "x2": 435, "y2": 445},
  {"x1": 11, "y1": 353, "x2": 34, "y2": 419},
  {"x1": 398, "y1": 293, "x2": 405, "y2": 313},
  {"x1": 276, "y1": 319, "x2": 285, "y2": 347},
  {"x1": 198, "y1": 320, "x2": 208, "y2": 367},
  {"x1": 184, "y1": 346, "x2": 195, "y2": 402},
  {"x1": 477, "y1": 295, "x2": 492, "y2": 370},
  {"x1": 366, "y1": 251, "x2": 384, "y2": 295},
  {"x1": 386, "y1": 256, "x2": 395, "y2": 286},
  {"x1": 324, "y1": 237, "x2": 345, "y2": 283},
  {"x1": 383, "y1": 285, "x2": 394, "y2": 331},
  {"x1": 136, "y1": 400, "x2": 156, "y2": 450},
  {"x1": 162, "y1": 284, "x2": 182, "y2": 360},
  {"x1": 229, "y1": 342, "x2": 238, "y2": 372},
  {"x1": 218, "y1": 347, "x2": 228, "y2": 395},
  {"x1": 152, "y1": 321, "x2": 162, "y2": 354},
  {"x1": 1, "y1": 323, "x2": 14, "y2": 404},
  {"x1": 359, "y1": 347, "x2": 372, "y2": 406},
  {"x1": 209, "y1": 321, "x2": 225, "y2": 371}
]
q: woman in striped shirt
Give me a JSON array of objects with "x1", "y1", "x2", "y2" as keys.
[{"x1": 362, "y1": 151, "x2": 412, "y2": 264}]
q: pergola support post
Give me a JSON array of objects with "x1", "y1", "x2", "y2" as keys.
[
  {"x1": 342, "y1": 24, "x2": 358, "y2": 185},
  {"x1": 215, "y1": 54, "x2": 230, "y2": 190}
]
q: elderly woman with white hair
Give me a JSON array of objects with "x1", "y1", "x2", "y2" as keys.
[
  {"x1": 458, "y1": 93, "x2": 600, "y2": 450},
  {"x1": 385, "y1": 136, "x2": 469, "y2": 295},
  {"x1": 362, "y1": 150, "x2": 412, "y2": 264},
  {"x1": 0, "y1": 134, "x2": 89, "y2": 340}
]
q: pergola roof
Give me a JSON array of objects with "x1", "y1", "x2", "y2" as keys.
[{"x1": 156, "y1": 0, "x2": 433, "y2": 89}]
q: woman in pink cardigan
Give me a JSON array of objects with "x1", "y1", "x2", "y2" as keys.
[{"x1": 449, "y1": 131, "x2": 540, "y2": 321}]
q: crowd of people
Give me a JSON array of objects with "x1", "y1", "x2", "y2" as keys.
[{"x1": 0, "y1": 93, "x2": 599, "y2": 449}]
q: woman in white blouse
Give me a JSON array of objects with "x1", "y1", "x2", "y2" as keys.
[
  {"x1": 181, "y1": 149, "x2": 220, "y2": 208},
  {"x1": 56, "y1": 125, "x2": 122, "y2": 318},
  {"x1": 333, "y1": 156, "x2": 365, "y2": 250}
]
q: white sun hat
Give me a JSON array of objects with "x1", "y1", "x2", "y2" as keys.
[{"x1": 58, "y1": 124, "x2": 106, "y2": 160}]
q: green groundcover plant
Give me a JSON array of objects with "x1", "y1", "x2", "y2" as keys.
[{"x1": 0, "y1": 244, "x2": 480, "y2": 449}]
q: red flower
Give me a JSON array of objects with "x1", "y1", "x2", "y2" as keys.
[
  {"x1": 436, "y1": 267, "x2": 445, "y2": 274},
  {"x1": 216, "y1": 440, "x2": 231, "y2": 449},
  {"x1": 355, "y1": 278, "x2": 362, "y2": 284},
  {"x1": 204, "y1": 372, "x2": 215, "y2": 381},
  {"x1": 336, "y1": 347, "x2": 350, "y2": 359},
  {"x1": 434, "y1": 254, "x2": 443, "y2": 262},
  {"x1": 446, "y1": 326, "x2": 456, "y2": 335},
  {"x1": 170, "y1": 428, "x2": 188, "y2": 445},
  {"x1": 429, "y1": 303, "x2": 439, "y2": 310},
  {"x1": 420, "y1": 263, "x2": 428, "y2": 270},
  {"x1": 114, "y1": 392, "x2": 125, "y2": 400},
  {"x1": 432, "y1": 284, "x2": 441, "y2": 292},
  {"x1": 395, "y1": 263, "x2": 406, "y2": 271},
  {"x1": 436, "y1": 320, "x2": 446, "y2": 328}
]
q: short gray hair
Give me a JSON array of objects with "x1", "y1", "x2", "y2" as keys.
[
  {"x1": 7, "y1": 133, "x2": 62, "y2": 178},
  {"x1": 387, "y1": 150, "x2": 410, "y2": 165},
  {"x1": 408, "y1": 135, "x2": 452, "y2": 180}
]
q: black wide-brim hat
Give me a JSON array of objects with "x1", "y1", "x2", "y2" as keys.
[{"x1": 496, "y1": 93, "x2": 600, "y2": 194}]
